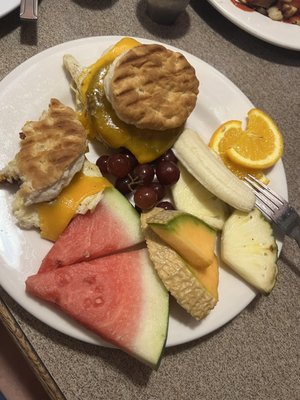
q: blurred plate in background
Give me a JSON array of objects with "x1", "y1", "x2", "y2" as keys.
[
  {"x1": 0, "y1": 1, "x2": 20, "y2": 18},
  {"x1": 207, "y1": 0, "x2": 300, "y2": 51}
]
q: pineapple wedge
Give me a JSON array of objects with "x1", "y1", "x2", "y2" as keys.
[
  {"x1": 171, "y1": 162, "x2": 229, "y2": 230},
  {"x1": 221, "y1": 208, "x2": 278, "y2": 294}
]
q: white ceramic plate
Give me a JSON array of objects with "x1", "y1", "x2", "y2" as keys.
[
  {"x1": 0, "y1": 0, "x2": 20, "y2": 18},
  {"x1": 206, "y1": 0, "x2": 300, "y2": 51},
  {"x1": 0, "y1": 36, "x2": 287, "y2": 347}
]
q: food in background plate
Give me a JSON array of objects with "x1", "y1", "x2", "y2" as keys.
[
  {"x1": 27, "y1": 248, "x2": 169, "y2": 369},
  {"x1": 63, "y1": 37, "x2": 199, "y2": 163},
  {"x1": 0, "y1": 98, "x2": 111, "y2": 240},
  {"x1": 234, "y1": 0, "x2": 300, "y2": 25}
]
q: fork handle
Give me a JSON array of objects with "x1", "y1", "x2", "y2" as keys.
[
  {"x1": 288, "y1": 217, "x2": 300, "y2": 248},
  {"x1": 20, "y1": 0, "x2": 38, "y2": 20}
]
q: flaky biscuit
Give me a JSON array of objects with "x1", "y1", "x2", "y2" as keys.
[
  {"x1": 0, "y1": 99, "x2": 88, "y2": 205},
  {"x1": 104, "y1": 44, "x2": 199, "y2": 131}
]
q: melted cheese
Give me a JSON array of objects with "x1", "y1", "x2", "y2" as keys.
[
  {"x1": 77, "y1": 37, "x2": 140, "y2": 138},
  {"x1": 79, "y1": 37, "x2": 181, "y2": 163},
  {"x1": 80, "y1": 37, "x2": 140, "y2": 99},
  {"x1": 37, "y1": 173, "x2": 111, "y2": 241}
]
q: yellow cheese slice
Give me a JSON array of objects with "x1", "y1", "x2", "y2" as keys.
[
  {"x1": 77, "y1": 37, "x2": 140, "y2": 135},
  {"x1": 80, "y1": 37, "x2": 140, "y2": 99},
  {"x1": 37, "y1": 173, "x2": 111, "y2": 241}
]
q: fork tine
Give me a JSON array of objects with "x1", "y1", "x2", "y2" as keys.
[
  {"x1": 255, "y1": 189, "x2": 280, "y2": 212},
  {"x1": 244, "y1": 181, "x2": 278, "y2": 223},
  {"x1": 254, "y1": 197, "x2": 276, "y2": 222},
  {"x1": 245, "y1": 176, "x2": 300, "y2": 247},
  {"x1": 245, "y1": 175, "x2": 286, "y2": 208},
  {"x1": 244, "y1": 179, "x2": 278, "y2": 212}
]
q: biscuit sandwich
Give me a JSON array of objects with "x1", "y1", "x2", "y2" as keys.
[
  {"x1": 103, "y1": 43, "x2": 199, "y2": 131},
  {"x1": 63, "y1": 37, "x2": 199, "y2": 163},
  {"x1": 0, "y1": 98, "x2": 111, "y2": 241}
]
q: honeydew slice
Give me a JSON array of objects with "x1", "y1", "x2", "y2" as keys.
[{"x1": 171, "y1": 162, "x2": 229, "y2": 230}]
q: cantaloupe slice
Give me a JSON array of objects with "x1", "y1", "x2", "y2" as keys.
[
  {"x1": 141, "y1": 209, "x2": 218, "y2": 320},
  {"x1": 147, "y1": 209, "x2": 216, "y2": 269},
  {"x1": 191, "y1": 255, "x2": 219, "y2": 300}
]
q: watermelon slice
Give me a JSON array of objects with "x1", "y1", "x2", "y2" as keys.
[
  {"x1": 26, "y1": 249, "x2": 169, "y2": 368},
  {"x1": 39, "y1": 187, "x2": 144, "y2": 273}
]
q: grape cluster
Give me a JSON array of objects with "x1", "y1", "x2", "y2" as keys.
[{"x1": 96, "y1": 148, "x2": 179, "y2": 211}]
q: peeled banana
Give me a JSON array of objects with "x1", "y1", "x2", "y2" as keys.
[{"x1": 173, "y1": 129, "x2": 255, "y2": 212}]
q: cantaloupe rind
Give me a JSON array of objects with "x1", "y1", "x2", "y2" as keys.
[{"x1": 141, "y1": 209, "x2": 218, "y2": 320}]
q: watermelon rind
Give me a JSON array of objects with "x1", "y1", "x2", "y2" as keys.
[
  {"x1": 131, "y1": 249, "x2": 169, "y2": 369},
  {"x1": 39, "y1": 186, "x2": 145, "y2": 272},
  {"x1": 27, "y1": 248, "x2": 169, "y2": 369},
  {"x1": 101, "y1": 187, "x2": 144, "y2": 245}
]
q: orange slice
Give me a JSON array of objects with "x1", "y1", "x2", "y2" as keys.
[
  {"x1": 209, "y1": 119, "x2": 269, "y2": 183},
  {"x1": 226, "y1": 109, "x2": 284, "y2": 169}
]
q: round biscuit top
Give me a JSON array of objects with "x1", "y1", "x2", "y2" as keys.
[
  {"x1": 104, "y1": 44, "x2": 199, "y2": 131},
  {"x1": 15, "y1": 99, "x2": 88, "y2": 202}
]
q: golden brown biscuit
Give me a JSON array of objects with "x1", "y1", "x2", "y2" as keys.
[
  {"x1": 0, "y1": 99, "x2": 88, "y2": 205},
  {"x1": 104, "y1": 44, "x2": 199, "y2": 131}
]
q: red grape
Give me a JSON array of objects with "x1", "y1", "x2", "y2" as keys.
[
  {"x1": 156, "y1": 201, "x2": 175, "y2": 210},
  {"x1": 115, "y1": 176, "x2": 132, "y2": 195},
  {"x1": 97, "y1": 147, "x2": 179, "y2": 212},
  {"x1": 119, "y1": 148, "x2": 138, "y2": 171},
  {"x1": 156, "y1": 161, "x2": 180, "y2": 185},
  {"x1": 157, "y1": 149, "x2": 178, "y2": 164},
  {"x1": 132, "y1": 164, "x2": 155, "y2": 185},
  {"x1": 149, "y1": 182, "x2": 165, "y2": 201},
  {"x1": 96, "y1": 155, "x2": 109, "y2": 174},
  {"x1": 107, "y1": 154, "x2": 131, "y2": 178},
  {"x1": 134, "y1": 186, "x2": 158, "y2": 210}
]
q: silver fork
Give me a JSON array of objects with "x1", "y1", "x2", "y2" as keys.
[
  {"x1": 20, "y1": 0, "x2": 38, "y2": 21},
  {"x1": 245, "y1": 174, "x2": 300, "y2": 247}
]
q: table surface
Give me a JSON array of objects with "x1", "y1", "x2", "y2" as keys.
[{"x1": 0, "y1": 1, "x2": 299, "y2": 399}]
